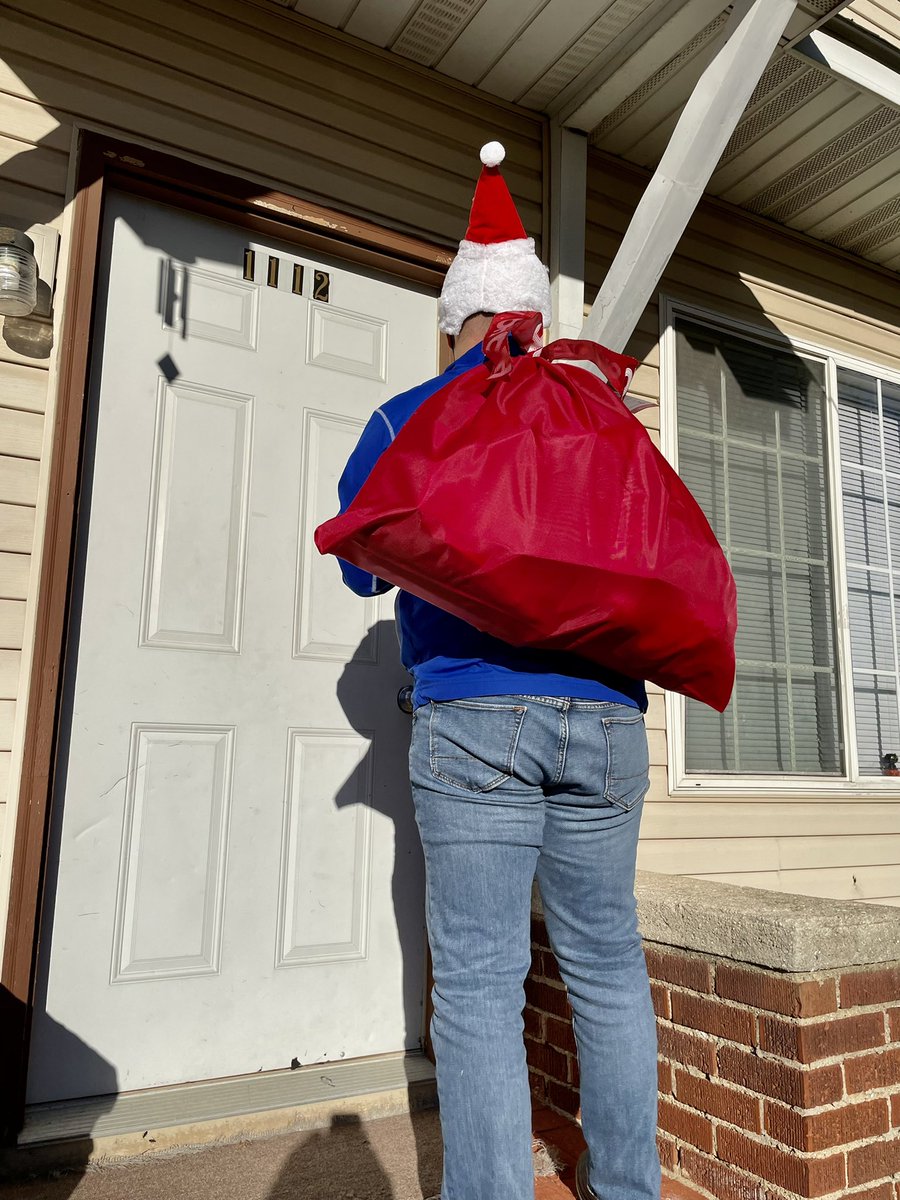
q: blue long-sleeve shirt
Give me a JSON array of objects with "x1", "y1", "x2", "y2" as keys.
[{"x1": 337, "y1": 342, "x2": 646, "y2": 711}]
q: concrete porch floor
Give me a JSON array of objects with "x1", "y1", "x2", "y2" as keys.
[{"x1": 0, "y1": 1105, "x2": 703, "y2": 1200}]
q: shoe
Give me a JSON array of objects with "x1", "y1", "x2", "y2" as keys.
[{"x1": 575, "y1": 1150, "x2": 598, "y2": 1200}]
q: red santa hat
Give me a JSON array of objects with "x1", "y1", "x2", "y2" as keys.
[{"x1": 439, "y1": 141, "x2": 552, "y2": 336}]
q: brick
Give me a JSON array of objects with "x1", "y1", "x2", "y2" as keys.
[
  {"x1": 546, "y1": 1079, "x2": 580, "y2": 1118},
  {"x1": 657, "y1": 1134, "x2": 677, "y2": 1172},
  {"x1": 658, "y1": 1097, "x2": 714, "y2": 1153},
  {"x1": 524, "y1": 977, "x2": 571, "y2": 1021},
  {"x1": 841, "y1": 966, "x2": 900, "y2": 1009},
  {"x1": 847, "y1": 1136, "x2": 900, "y2": 1188},
  {"x1": 716, "y1": 964, "x2": 838, "y2": 1018},
  {"x1": 645, "y1": 946, "x2": 713, "y2": 993},
  {"x1": 680, "y1": 1147, "x2": 767, "y2": 1200},
  {"x1": 765, "y1": 1097, "x2": 890, "y2": 1152},
  {"x1": 531, "y1": 916, "x2": 548, "y2": 946},
  {"x1": 657, "y1": 1023, "x2": 718, "y2": 1074},
  {"x1": 671, "y1": 992, "x2": 755, "y2": 1046},
  {"x1": 674, "y1": 1069, "x2": 761, "y2": 1133},
  {"x1": 529, "y1": 1068, "x2": 548, "y2": 1104},
  {"x1": 524, "y1": 1006, "x2": 545, "y2": 1042},
  {"x1": 846, "y1": 1185, "x2": 893, "y2": 1200},
  {"x1": 717, "y1": 1044, "x2": 843, "y2": 1107},
  {"x1": 658, "y1": 1059, "x2": 674, "y2": 1094},
  {"x1": 759, "y1": 1012, "x2": 885, "y2": 1063},
  {"x1": 545, "y1": 1015, "x2": 577, "y2": 1056},
  {"x1": 845, "y1": 1047, "x2": 900, "y2": 1094},
  {"x1": 651, "y1": 981, "x2": 672, "y2": 1021},
  {"x1": 890, "y1": 1009, "x2": 900, "y2": 1042},
  {"x1": 527, "y1": 1039, "x2": 571, "y2": 1085},
  {"x1": 537, "y1": 950, "x2": 563, "y2": 985},
  {"x1": 716, "y1": 1125, "x2": 846, "y2": 1196},
  {"x1": 892, "y1": 1094, "x2": 900, "y2": 1127}
]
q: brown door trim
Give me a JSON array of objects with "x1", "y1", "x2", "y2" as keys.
[{"x1": 0, "y1": 130, "x2": 448, "y2": 1142}]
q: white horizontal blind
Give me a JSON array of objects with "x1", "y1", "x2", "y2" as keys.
[
  {"x1": 675, "y1": 321, "x2": 840, "y2": 774},
  {"x1": 839, "y1": 368, "x2": 900, "y2": 775}
]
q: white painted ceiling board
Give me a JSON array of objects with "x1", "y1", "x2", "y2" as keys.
[
  {"x1": 518, "y1": 0, "x2": 653, "y2": 112},
  {"x1": 477, "y1": 0, "x2": 618, "y2": 101},
  {"x1": 560, "y1": 0, "x2": 727, "y2": 129},
  {"x1": 835, "y1": 207, "x2": 900, "y2": 258},
  {"x1": 391, "y1": 0, "x2": 489, "y2": 66},
  {"x1": 290, "y1": 0, "x2": 356, "y2": 25},
  {"x1": 344, "y1": 0, "x2": 420, "y2": 44},
  {"x1": 818, "y1": 180, "x2": 900, "y2": 242},
  {"x1": 710, "y1": 81, "x2": 860, "y2": 194},
  {"x1": 714, "y1": 92, "x2": 878, "y2": 204},
  {"x1": 717, "y1": 62, "x2": 834, "y2": 170},
  {"x1": 435, "y1": 0, "x2": 549, "y2": 85},
  {"x1": 748, "y1": 108, "x2": 900, "y2": 224},
  {"x1": 778, "y1": 149, "x2": 900, "y2": 230},
  {"x1": 590, "y1": 23, "x2": 723, "y2": 158},
  {"x1": 835, "y1": 210, "x2": 900, "y2": 260}
]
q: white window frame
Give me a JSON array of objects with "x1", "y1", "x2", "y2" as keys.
[{"x1": 660, "y1": 295, "x2": 900, "y2": 798}]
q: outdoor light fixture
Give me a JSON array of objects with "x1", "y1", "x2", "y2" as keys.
[{"x1": 0, "y1": 228, "x2": 38, "y2": 317}]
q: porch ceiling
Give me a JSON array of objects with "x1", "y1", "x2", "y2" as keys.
[{"x1": 268, "y1": 0, "x2": 900, "y2": 273}]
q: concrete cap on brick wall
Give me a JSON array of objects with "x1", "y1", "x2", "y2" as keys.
[
  {"x1": 633, "y1": 871, "x2": 900, "y2": 972},
  {"x1": 532, "y1": 873, "x2": 900, "y2": 972}
]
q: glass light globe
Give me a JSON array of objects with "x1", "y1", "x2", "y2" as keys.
[{"x1": 0, "y1": 229, "x2": 38, "y2": 317}]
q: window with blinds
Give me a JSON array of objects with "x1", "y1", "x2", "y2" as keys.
[
  {"x1": 839, "y1": 369, "x2": 900, "y2": 775},
  {"x1": 674, "y1": 317, "x2": 900, "y2": 781},
  {"x1": 675, "y1": 321, "x2": 840, "y2": 775}
]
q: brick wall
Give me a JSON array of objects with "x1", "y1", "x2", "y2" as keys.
[{"x1": 527, "y1": 913, "x2": 900, "y2": 1200}]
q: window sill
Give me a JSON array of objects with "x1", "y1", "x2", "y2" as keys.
[{"x1": 670, "y1": 774, "x2": 900, "y2": 799}]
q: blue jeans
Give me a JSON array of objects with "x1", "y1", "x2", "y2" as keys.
[{"x1": 410, "y1": 696, "x2": 659, "y2": 1200}]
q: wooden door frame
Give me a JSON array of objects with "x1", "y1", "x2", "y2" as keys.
[{"x1": 0, "y1": 130, "x2": 449, "y2": 1142}]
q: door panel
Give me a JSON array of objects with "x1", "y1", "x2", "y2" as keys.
[{"x1": 28, "y1": 193, "x2": 436, "y2": 1102}]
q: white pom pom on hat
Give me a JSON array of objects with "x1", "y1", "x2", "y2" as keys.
[
  {"x1": 438, "y1": 138, "x2": 552, "y2": 335},
  {"x1": 480, "y1": 141, "x2": 506, "y2": 168}
]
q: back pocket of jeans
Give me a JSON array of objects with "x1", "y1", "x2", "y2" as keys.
[
  {"x1": 429, "y1": 700, "x2": 526, "y2": 793},
  {"x1": 602, "y1": 713, "x2": 650, "y2": 810}
]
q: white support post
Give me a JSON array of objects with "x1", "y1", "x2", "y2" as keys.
[
  {"x1": 580, "y1": 0, "x2": 799, "y2": 352},
  {"x1": 548, "y1": 123, "x2": 587, "y2": 342},
  {"x1": 794, "y1": 29, "x2": 900, "y2": 109}
]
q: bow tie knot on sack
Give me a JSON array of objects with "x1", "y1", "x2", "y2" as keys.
[{"x1": 316, "y1": 311, "x2": 737, "y2": 711}]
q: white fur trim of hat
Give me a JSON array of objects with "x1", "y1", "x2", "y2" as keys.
[
  {"x1": 439, "y1": 238, "x2": 552, "y2": 335},
  {"x1": 438, "y1": 140, "x2": 552, "y2": 336}
]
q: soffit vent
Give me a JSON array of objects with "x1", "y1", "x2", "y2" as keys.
[
  {"x1": 721, "y1": 64, "x2": 832, "y2": 163},
  {"x1": 833, "y1": 195, "x2": 900, "y2": 254},
  {"x1": 392, "y1": 0, "x2": 485, "y2": 66},
  {"x1": 845, "y1": 214, "x2": 900, "y2": 258},
  {"x1": 590, "y1": 12, "x2": 728, "y2": 143},
  {"x1": 520, "y1": 0, "x2": 649, "y2": 111},
  {"x1": 747, "y1": 106, "x2": 900, "y2": 219},
  {"x1": 746, "y1": 53, "x2": 806, "y2": 110}
]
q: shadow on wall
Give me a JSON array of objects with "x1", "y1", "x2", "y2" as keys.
[{"x1": 0, "y1": 984, "x2": 117, "y2": 1197}]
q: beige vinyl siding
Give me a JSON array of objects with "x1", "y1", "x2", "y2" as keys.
[
  {"x1": 0, "y1": 0, "x2": 544, "y2": 247},
  {"x1": 0, "y1": 233, "x2": 51, "y2": 852},
  {"x1": 842, "y1": 0, "x2": 900, "y2": 50},
  {"x1": 0, "y1": 0, "x2": 69, "y2": 854},
  {"x1": 0, "y1": 0, "x2": 545, "y2": 895},
  {"x1": 585, "y1": 149, "x2": 900, "y2": 903}
]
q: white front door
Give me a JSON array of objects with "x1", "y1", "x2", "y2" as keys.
[{"x1": 28, "y1": 193, "x2": 436, "y2": 1102}]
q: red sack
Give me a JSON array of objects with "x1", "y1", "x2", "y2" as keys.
[{"x1": 315, "y1": 311, "x2": 736, "y2": 711}]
